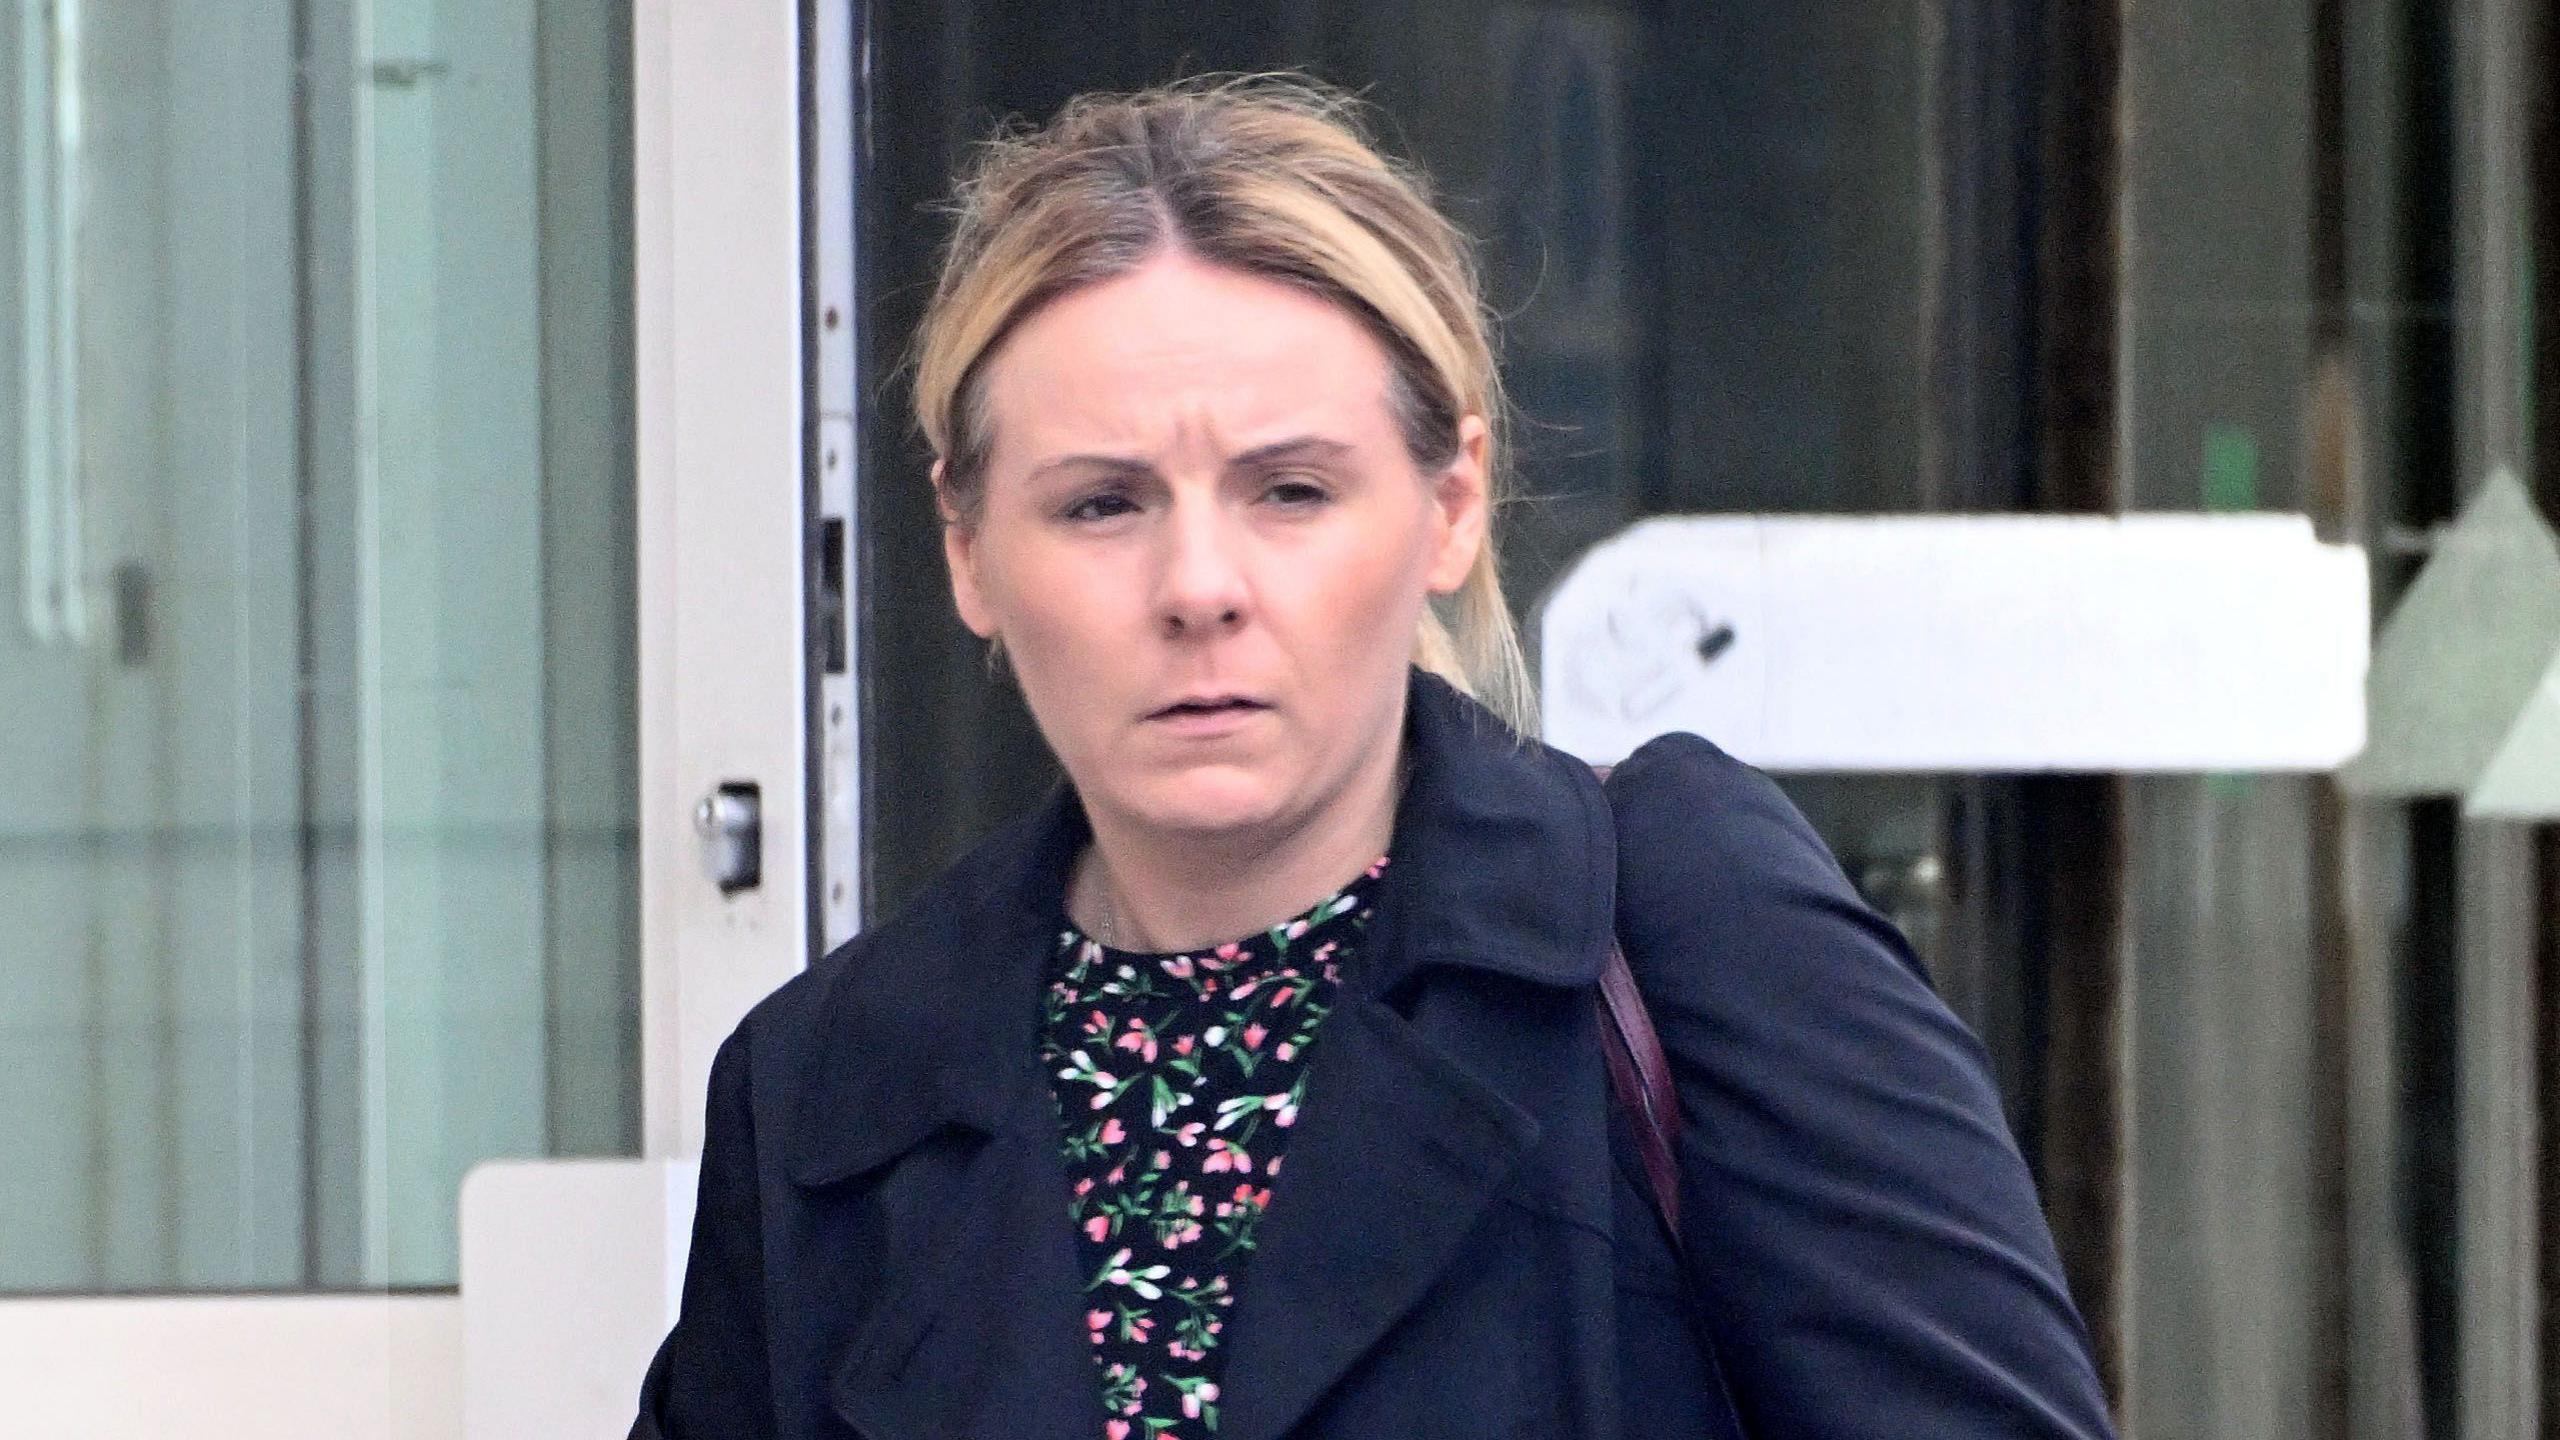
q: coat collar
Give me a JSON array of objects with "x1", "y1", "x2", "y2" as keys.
[{"x1": 783, "y1": 667, "x2": 1615, "y2": 1191}]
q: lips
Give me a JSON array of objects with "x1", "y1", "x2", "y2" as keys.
[{"x1": 1147, "y1": 694, "x2": 1269, "y2": 720}]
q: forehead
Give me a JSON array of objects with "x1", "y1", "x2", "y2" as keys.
[{"x1": 977, "y1": 251, "x2": 1400, "y2": 464}]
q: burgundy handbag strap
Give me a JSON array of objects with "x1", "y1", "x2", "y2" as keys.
[
  {"x1": 1598, "y1": 944, "x2": 1684, "y2": 1255},
  {"x1": 1589, "y1": 763, "x2": 1684, "y2": 1255}
]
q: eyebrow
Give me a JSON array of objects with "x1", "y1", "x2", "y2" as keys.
[{"x1": 1024, "y1": 435, "x2": 1356, "y2": 485}]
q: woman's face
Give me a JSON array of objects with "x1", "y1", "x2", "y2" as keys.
[{"x1": 944, "y1": 249, "x2": 1487, "y2": 844}]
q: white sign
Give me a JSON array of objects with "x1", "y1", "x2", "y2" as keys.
[{"x1": 1539, "y1": 513, "x2": 2369, "y2": 772}]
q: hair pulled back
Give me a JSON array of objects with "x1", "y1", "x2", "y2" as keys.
[{"x1": 912, "y1": 74, "x2": 1535, "y2": 733}]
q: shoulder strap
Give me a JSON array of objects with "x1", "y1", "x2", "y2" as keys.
[
  {"x1": 1589, "y1": 764, "x2": 1685, "y2": 1256},
  {"x1": 1598, "y1": 945, "x2": 1684, "y2": 1256}
]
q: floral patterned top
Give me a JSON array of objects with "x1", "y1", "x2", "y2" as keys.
[{"x1": 1039, "y1": 856, "x2": 1389, "y2": 1440}]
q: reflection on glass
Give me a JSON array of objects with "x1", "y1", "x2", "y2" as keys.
[{"x1": 0, "y1": 0, "x2": 634, "y2": 1292}]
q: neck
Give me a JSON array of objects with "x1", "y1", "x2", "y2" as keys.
[{"x1": 1073, "y1": 737, "x2": 1403, "y2": 954}]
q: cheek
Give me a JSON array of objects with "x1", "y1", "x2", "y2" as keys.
[
  {"x1": 1280, "y1": 517, "x2": 1437, "y2": 656},
  {"x1": 970, "y1": 536, "x2": 1149, "y2": 742},
  {"x1": 982, "y1": 542, "x2": 1116, "y2": 655}
]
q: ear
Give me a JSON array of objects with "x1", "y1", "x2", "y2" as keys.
[
  {"x1": 936, "y1": 461, "x2": 1000, "y2": 639},
  {"x1": 1422, "y1": 414, "x2": 1491, "y2": 594}
]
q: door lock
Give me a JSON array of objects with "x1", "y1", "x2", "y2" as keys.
[{"x1": 694, "y1": 781, "x2": 763, "y2": 894}]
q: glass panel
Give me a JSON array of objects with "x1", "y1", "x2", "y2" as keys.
[
  {"x1": 2115, "y1": 1, "x2": 2331, "y2": 1431},
  {"x1": 0, "y1": 0, "x2": 635, "y2": 1292},
  {"x1": 2111, "y1": 0, "x2": 2527, "y2": 1433}
]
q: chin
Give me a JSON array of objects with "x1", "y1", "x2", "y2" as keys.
[{"x1": 1119, "y1": 767, "x2": 1293, "y2": 838}]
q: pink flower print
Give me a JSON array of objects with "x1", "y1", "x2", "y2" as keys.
[
  {"x1": 1214, "y1": 941, "x2": 1244, "y2": 963},
  {"x1": 1173, "y1": 1121, "x2": 1205, "y2": 1147},
  {"x1": 1114, "y1": 1019, "x2": 1158, "y2": 1062},
  {"x1": 1229, "y1": 978, "x2": 1260, "y2": 1000},
  {"x1": 1084, "y1": 1214, "x2": 1110, "y2": 1243},
  {"x1": 1107, "y1": 1422, "x2": 1130, "y2": 1440},
  {"x1": 1099, "y1": 1117, "x2": 1126, "y2": 1146},
  {"x1": 1105, "y1": 1161, "x2": 1126, "y2": 1185},
  {"x1": 1162, "y1": 954, "x2": 1194, "y2": 979},
  {"x1": 1172, "y1": 1034, "x2": 1195, "y2": 1057},
  {"x1": 1184, "y1": 1382, "x2": 1221, "y2": 1419},
  {"x1": 1121, "y1": 1312, "x2": 1153, "y2": 1343},
  {"x1": 1312, "y1": 940, "x2": 1338, "y2": 965},
  {"x1": 1274, "y1": 1099, "x2": 1300, "y2": 1128},
  {"x1": 1367, "y1": 855, "x2": 1389, "y2": 878},
  {"x1": 1203, "y1": 1138, "x2": 1252, "y2": 1174},
  {"x1": 1074, "y1": 1177, "x2": 1095, "y2": 1197},
  {"x1": 1266, "y1": 1154, "x2": 1285, "y2": 1177},
  {"x1": 1087, "y1": 1309, "x2": 1110, "y2": 1343},
  {"x1": 1242, "y1": 1022, "x2": 1268, "y2": 1050},
  {"x1": 1233, "y1": 1183, "x2": 1272, "y2": 1210},
  {"x1": 1276, "y1": 1041, "x2": 1297, "y2": 1062},
  {"x1": 1153, "y1": 1149, "x2": 1172, "y2": 1169},
  {"x1": 1284, "y1": 918, "x2": 1310, "y2": 940},
  {"x1": 1084, "y1": 1009, "x2": 1111, "y2": 1040}
]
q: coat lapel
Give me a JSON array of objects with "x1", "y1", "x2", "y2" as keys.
[
  {"x1": 1211, "y1": 672, "x2": 1617, "y2": 1439},
  {"x1": 826, "y1": 1084, "x2": 1098, "y2": 1440},
  {"x1": 785, "y1": 790, "x2": 1101, "y2": 1440},
  {"x1": 1211, "y1": 994, "x2": 1545, "y2": 1440}
]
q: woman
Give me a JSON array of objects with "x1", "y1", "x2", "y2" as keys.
[{"x1": 635, "y1": 76, "x2": 2115, "y2": 1440}]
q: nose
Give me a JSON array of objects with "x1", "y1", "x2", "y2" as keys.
[{"x1": 1156, "y1": 500, "x2": 1250, "y2": 641}]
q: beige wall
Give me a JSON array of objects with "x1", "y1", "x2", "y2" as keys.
[{"x1": 0, "y1": 1295, "x2": 461, "y2": 1440}]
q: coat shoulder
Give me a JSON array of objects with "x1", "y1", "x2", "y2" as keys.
[
  {"x1": 1598, "y1": 729, "x2": 1876, "y2": 943},
  {"x1": 1597, "y1": 732, "x2": 2115, "y2": 1437}
]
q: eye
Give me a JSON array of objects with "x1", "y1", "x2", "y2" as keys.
[
  {"x1": 1262, "y1": 473, "x2": 1335, "y2": 509},
  {"x1": 1061, "y1": 490, "x2": 1141, "y2": 523}
]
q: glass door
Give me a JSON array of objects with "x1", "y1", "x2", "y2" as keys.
[
  {"x1": 2, "y1": 0, "x2": 811, "y2": 1428},
  {"x1": 0, "y1": 0, "x2": 639, "y2": 1298}
]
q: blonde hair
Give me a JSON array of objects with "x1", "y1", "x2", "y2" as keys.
[{"x1": 912, "y1": 74, "x2": 1536, "y2": 734}]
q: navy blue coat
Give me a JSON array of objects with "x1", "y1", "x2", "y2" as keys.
[{"x1": 634, "y1": 669, "x2": 2117, "y2": 1439}]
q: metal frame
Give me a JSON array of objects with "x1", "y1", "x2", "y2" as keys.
[
  {"x1": 2452, "y1": 0, "x2": 2542, "y2": 1427},
  {"x1": 811, "y1": 0, "x2": 860, "y2": 954}
]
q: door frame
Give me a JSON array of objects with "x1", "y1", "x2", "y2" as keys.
[{"x1": 634, "y1": 0, "x2": 818, "y2": 1162}]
